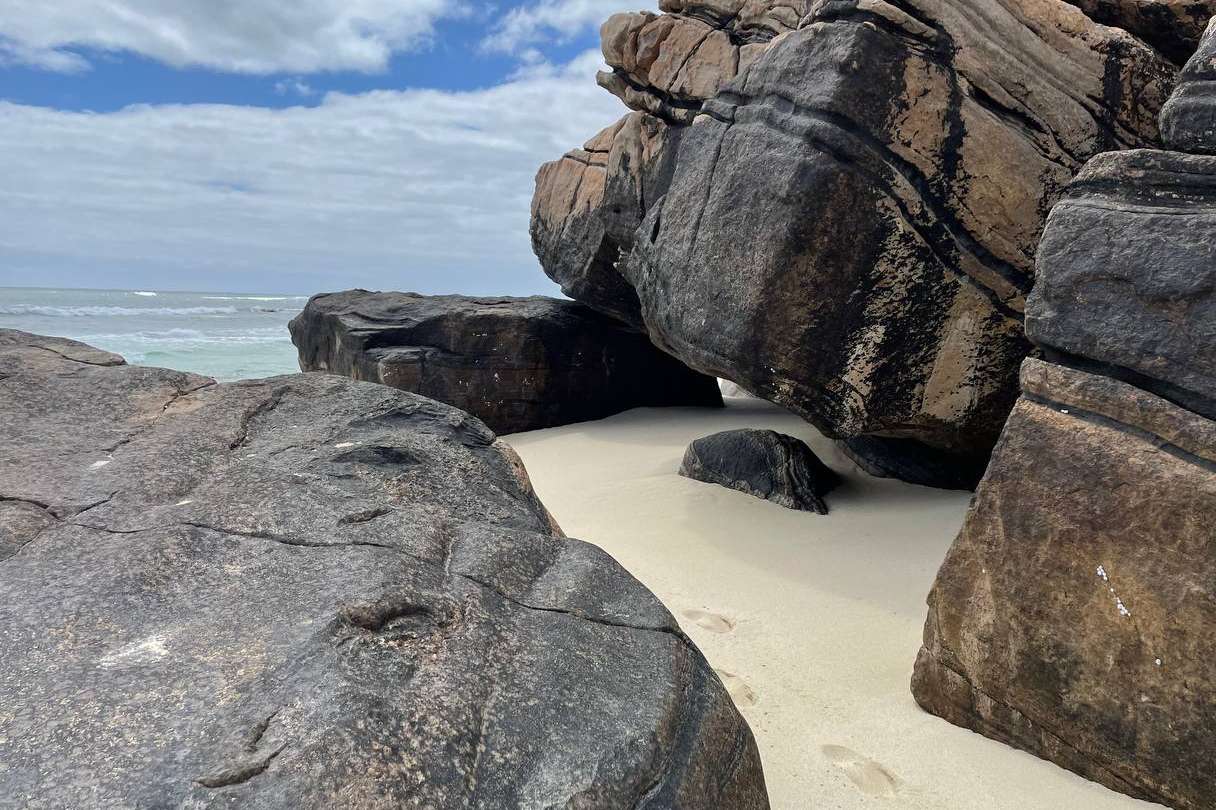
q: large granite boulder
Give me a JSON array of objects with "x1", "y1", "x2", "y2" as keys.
[
  {"x1": 532, "y1": 0, "x2": 1177, "y2": 486},
  {"x1": 912, "y1": 361, "x2": 1216, "y2": 809},
  {"x1": 679, "y1": 428, "x2": 840, "y2": 513},
  {"x1": 289, "y1": 291, "x2": 722, "y2": 435},
  {"x1": 0, "y1": 329, "x2": 768, "y2": 808},
  {"x1": 530, "y1": 2, "x2": 800, "y2": 329},
  {"x1": 912, "y1": 39, "x2": 1216, "y2": 807}
]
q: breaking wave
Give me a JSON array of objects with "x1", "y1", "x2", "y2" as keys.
[{"x1": 0, "y1": 305, "x2": 242, "y2": 317}]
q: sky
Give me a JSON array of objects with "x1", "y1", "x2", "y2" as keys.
[{"x1": 0, "y1": 0, "x2": 649, "y2": 295}]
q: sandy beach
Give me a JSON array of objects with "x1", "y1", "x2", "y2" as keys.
[{"x1": 506, "y1": 398, "x2": 1162, "y2": 810}]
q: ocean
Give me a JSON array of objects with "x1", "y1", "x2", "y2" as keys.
[{"x1": 0, "y1": 287, "x2": 307, "y2": 381}]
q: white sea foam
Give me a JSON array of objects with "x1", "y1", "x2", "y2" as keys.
[
  {"x1": 80, "y1": 327, "x2": 288, "y2": 345},
  {"x1": 202, "y1": 295, "x2": 307, "y2": 302},
  {"x1": 1, "y1": 288, "x2": 302, "y2": 381},
  {"x1": 0, "y1": 305, "x2": 239, "y2": 317}
]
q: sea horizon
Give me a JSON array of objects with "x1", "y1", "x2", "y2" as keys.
[{"x1": 0, "y1": 286, "x2": 307, "y2": 381}]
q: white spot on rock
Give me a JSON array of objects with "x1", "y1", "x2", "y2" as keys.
[
  {"x1": 334, "y1": 442, "x2": 356, "y2": 449},
  {"x1": 89, "y1": 459, "x2": 111, "y2": 470},
  {"x1": 1097, "y1": 565, "x2": 1131, "y2": 618},
  {"x1": 176, "y1": 500, "x2": 193, "y2": 506},
  {"x1": 98, "y1": 634, "x2": 170, "y2": 668}
]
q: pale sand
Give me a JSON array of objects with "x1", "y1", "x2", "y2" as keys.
[{"x1": 506, "y1": 399, "x2": 1161, "y2": 810}]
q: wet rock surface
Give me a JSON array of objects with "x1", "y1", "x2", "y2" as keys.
[
  {"x1": 0, "y1": 329, "x2": 767, "y2": 809},
  {"x1": 679, "y1": 429, "x2": 840, "y2": 513},
  {"x1": 532, "y1": 0, "x2": 1176, "y2": 483},
  {"x1": 289, "y1": 290, "x2": 722, "y2": 435}
]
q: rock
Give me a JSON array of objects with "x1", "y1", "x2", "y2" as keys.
[
  {"x1": 679, "y1": 429, "x2": 840, "y2": 513},
  {"x1": 530, "y1": 3, "x2": 801, "y2": 330},
  {"x1": 0, "y1": 328, "x2": 125, "y2": 374},
  {"x1": 530, "y1": 112, "x2": 680, "y2": 327},
  {"x1": 596, "y1": 4, "x2": 800, "y2": 127},
  {"x1": 1160, "y1": 15, "x2": 1216, "y2": 152},
  {"x1": 839, "y1": 437, "x2": 989, "y2": 491},
  {"x1": 0, "y1": 330, "x2": 768, "y2": 809},
  {"x1": 1064, "y1": 0, "x2": 1215, "y2": 64},
  {"x1": 289, "y1": 290, "x2": 722, "y2": 435},
  {"x1": 913, "y1": 67, "x2": 1216, "y2": 806},
  {"x1": 1028, "y1": 148, "x2": 1216, "y2": 412},
  {"x1": 532, "y1": 0, "x2": 1176, "y2": 485},
  {"x1": 912, "y1": 360, "x2": 1216, "y2": 809}
]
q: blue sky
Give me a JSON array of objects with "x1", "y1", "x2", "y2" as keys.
[{"x1": 0, "y1": 1, "x2": 644, "y2": 294}]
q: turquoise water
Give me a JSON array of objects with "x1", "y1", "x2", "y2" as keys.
[{"x1": 0, "y1": 287, "x2": 307, "y2": 381}]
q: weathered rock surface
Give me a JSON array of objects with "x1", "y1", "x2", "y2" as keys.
[
  {"x1": 1029, "y1": 149, "x2": 1216, "y2": 413},
  {"x1": 1161, "y1": 14, "x2": 1216, "y2": 151},
  {"x1": 912, "y1": 360, "x2": 1216, "y2": 809},
  {"x1": 530, "y1": 2, "x2": 801, "y2": 330},
  {"x1": 679, "y1": 429, "x2": 840, "y2": 513},
  {"x1": 1065, "y1": 0, "x2": 1216, "y2": 64},
  {"x1": 0, "y1": 329, "x2": 768, "y2": 809},
  {"x1": 913, "y1": 64, "x2": 1216, "y2": 807},
  {"x1": 530, "y1": 112, "x2": 678, "y2": 327},
  {"x1": 289, "y1": 290, "x2": 722, "y2": 435},
  {"x1": 533, "y1": 0, "x2": 1176, "y2": 485},
  {"x1": 597, "y1": 2, "x2": 802, "y2": 127}
]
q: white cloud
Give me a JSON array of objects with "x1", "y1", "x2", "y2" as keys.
[
  {"x1": 0, "y1": 50, "x2": 625, "y2": 295},
  {"x1": 0, "y1": 0, "x2": 464, "y2": 74},
  {"x1": 274, "y1": 78, "x2": 317, "y2": 98},
  {"x1": 483, "y1": 0, "x2": 655, "y2": 54}
]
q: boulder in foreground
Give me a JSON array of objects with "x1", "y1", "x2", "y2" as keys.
[
  {"x1": 679, "y1": 429, "x2": 840, "y2": 514},
  {"x1": 0, "y1": 329, "x2": 767, "y2": 809},
  {"x1": 290, "y1": 290, "x2": 722, "y2": 434},
  {"x1": 912, "y1": 361, "x2": 1216, "y2": 809}
]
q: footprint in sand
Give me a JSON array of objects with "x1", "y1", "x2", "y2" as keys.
[
  {"x1": 821, "y1": 745, "x2": 900, "y2": 797},
  {"x1": 713, "y1": 669, "x2": 758, "y2": 707},
  {"x1": 681, "y1": 609, "x2": 735, "y2": 634}
]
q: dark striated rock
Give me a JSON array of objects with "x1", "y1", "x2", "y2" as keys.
[
  {"x1": 530, "y1": 113, "x2": 681, "y2": 328},
  {"x1": 0, "y1": 330, "x2": 768, "y2": 809},
  {"x1": 912, "y1": 360, "x2": 1216, "y2": 809},
  {"x1": 530, "y1": 2, "x2": 802, "y2": 330},
  {"x1": 1029, "y1": 148, "x2": 1216, "y2": 414},
  {"x1": 839, "y1": 437, "x2": 989, "y2": 492},
  {"x1": 533, "y1": 0, "x2": 1175, "y2": 484},
  {"x1": 1161, "y1": 14, "x2": 1216, "y2": 152},
  {"x1": 679, "y1": 429, "x2": 840, "y2": 513},
  {"x1": 289, "y1": 290, "x2": 722, "y2": 435},
  {"x1": 1065, "y1": 0, "x2": 1216, "y2": 65}
]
